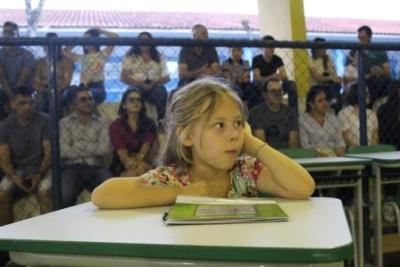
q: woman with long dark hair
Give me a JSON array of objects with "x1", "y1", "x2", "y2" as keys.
[
  {"x1": 109, "y1": 88, "x2": 157, "y2": 176},
  {"x1": 120, "y1": 32, "x2": 169, "y2": 124},
  {"x1": 299, "y1": 85, "x2": 345, "y2": 157}
]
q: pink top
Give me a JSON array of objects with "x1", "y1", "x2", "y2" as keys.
[{"x1": 109, "y1": 118, "x2": 155, "y2": 152}]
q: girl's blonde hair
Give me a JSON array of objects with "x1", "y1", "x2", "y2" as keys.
[{"x1": 157, "y1": 78, "x2": 245, "y2": 168}]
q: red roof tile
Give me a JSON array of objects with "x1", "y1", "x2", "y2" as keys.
[{"x1": 1, "y1": 9, "x2": 400, "y2": 35}]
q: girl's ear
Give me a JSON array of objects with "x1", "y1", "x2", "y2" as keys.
[{"x1": 176, "y1": 126, "x2": 193, "y2": 147}]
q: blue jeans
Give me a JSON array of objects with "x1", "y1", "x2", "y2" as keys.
[{"x1": 60, "y1": 164, "x2": 111, "y2": 208}]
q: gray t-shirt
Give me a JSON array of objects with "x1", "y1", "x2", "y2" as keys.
[
  {"x1": 249, "y1": 103, "x2": 298, "y2": 149},
  {"x1": 0, "y1": 112, "x2": 50, "y2": 173},
  {"x1": 178, "y1": 46, "x2": 219, "y2": 86},
  {"x1": 0, "y1": 47, "x2": 35, "y2": 90}
]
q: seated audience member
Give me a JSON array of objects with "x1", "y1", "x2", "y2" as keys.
[
  {"x1": 249, "y1": 78, "x2": 298, "y2": 149},
  {"x1": 120, "y1": 31, "x2": 169, "y2": 122},
  {"x1": 221, "y1": 47, "x2": 251, "y2": 101},
  {"x1": 34, "y1": 32, "x2": 74, "y2": 113},
  {"x1": 309, "y1": 37, "x2": 342, "y2": 112},
  {"x1": 343, "y1": 49, "x2": 358, "y2": 92},
  {"x1": 0, "y1": 86, "x2": 52, "y2": 225},
  {"x1": 63, "y1": 28, "x2": 118, "y2": 105},
  {"x1": 0, "y1": 21, "x2": 35, "y2": 118},
  {"x1": 378, "y1": 80, "x2": 400, "y2": 149},
  {"x1": 109, "y1": 88, "x2": 157, "y2": 176},
  {"x1": 357, "y1": 25, "x2": 391, "y2": 104},
  {"x1": 338, "y1": 83, "x2": 379, "y2": 148},
  {"x1": 252, "y1": 35, "x2": 298, "y2": 111},
  {"x1": 177, "y1": 24, "x2": 220, "y2": 87},
  {"x1": 299, "y1": 85, "x2": 346, "y2": 157},
  {"x1": 59, "y1": 86, "x2": 112, "y2": 208}
]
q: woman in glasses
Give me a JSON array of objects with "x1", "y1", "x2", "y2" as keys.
[{"x1": 109, "y1": 88, "x2": 157, "y2": 176}]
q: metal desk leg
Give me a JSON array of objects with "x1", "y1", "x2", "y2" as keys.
[
  {"x1": 356, "y1": 177, "x2": 364, "y2": 267},
  {"x1": 374, "y1": 165, "x2": 383, "y2": 267}
]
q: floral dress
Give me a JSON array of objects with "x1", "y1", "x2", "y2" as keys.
[{"x1": 140, "y1": 156, "x2": 263, "y2": 198}]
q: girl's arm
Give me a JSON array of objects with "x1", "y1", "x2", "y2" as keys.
[
  {"x1": 243, "y1": 124, "x2": 315, "y2": 199},
  {"x1": 91, "y1": 176, "x2": 208, "y2": 209}
]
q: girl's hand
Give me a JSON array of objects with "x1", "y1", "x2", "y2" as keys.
[{"x1": 242, "y1": 122, "x2": 257, "y2": 156}]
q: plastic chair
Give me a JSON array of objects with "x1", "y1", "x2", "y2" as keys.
[
  {"x1": 278, "y1": 148, "x2": 316, "y2": 159},
  {"x1": 346, "y1": 144, "x2": 396, "y2": 155}
]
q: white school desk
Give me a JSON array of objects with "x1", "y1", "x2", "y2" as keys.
[
  {"x1": 347, "y1": 151, "x2": 400, "y2": 267},
  {"x1": 0, "y1": 198, "x2": 352, "y2": 267},
  {"x1": 295, "y1": 156, "x2": 371, "y2": 267}
]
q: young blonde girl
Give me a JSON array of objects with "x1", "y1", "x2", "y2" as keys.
[{"x1": 92, "y1": 78, "x2": 315, "y2": 209}]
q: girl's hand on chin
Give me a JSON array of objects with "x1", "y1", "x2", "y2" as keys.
[{"x1": 242, "y1": 122, "x2": 256, "y2": 156}]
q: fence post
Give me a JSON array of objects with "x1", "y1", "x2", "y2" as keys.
[
  {"x1": 357, "y1": 48, "x2": 368, "y2": 146},
  {"x1": 47, "y1": 37, "x2": 62, "y2": 210}
]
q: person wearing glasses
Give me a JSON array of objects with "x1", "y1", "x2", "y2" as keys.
[
  {"x1": 59, "y1": 85, "x2": 112, "y2": 208},
  {"x1": 249, "y1": 78, "x2": 299, "y2": 149},
  {"x1": 0, "y1": 21, "x2": 35, "y2": 119},
  {"x1": 109, "y1": 88, "x2": 157, "y2": 176}
]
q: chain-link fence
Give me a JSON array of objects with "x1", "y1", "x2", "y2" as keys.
[{"x1": 0, "y1": 36, "x2": 399, "y2": 221}]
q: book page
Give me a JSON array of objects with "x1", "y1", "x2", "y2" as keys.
[{"x1": 195, "y1": 205, "x2": 256, "y2": 217}]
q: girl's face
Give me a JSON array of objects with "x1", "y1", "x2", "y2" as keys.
[
  {"x1": 123, "y1": 91, "x2": 142, "y2": 113},
  {"x1": 184, "y1": 95, "x2": 245, "y2": 173},
  {"x1": 310, "y1": 91, "x2": 328, "y2": 114}
]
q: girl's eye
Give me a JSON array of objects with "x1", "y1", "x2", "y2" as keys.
[
  {"x1": 214, "y1": 122, "x2": 224, "y2": 128},
  {"x1": 234, "y1": 120, "x2": 244, "y2": 128}
]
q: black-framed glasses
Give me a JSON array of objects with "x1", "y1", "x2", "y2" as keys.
[{"x1": 127, "y1": 97, "x2": 142, "y2": 104}]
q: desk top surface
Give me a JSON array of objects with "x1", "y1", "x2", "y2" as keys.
[
  {"x1": 0, "y1": 198, "x2": 352, "y2": 263},
  {"x1": 295, "y1": 156, "x2": 371, "y2": 168},
  {"x1": 347, "y1": 151, "x2": 400, "y2": 164}
]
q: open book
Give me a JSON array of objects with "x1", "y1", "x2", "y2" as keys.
[{"x1": 163, "y1": 195, "x2": 289, "y2": 225}]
